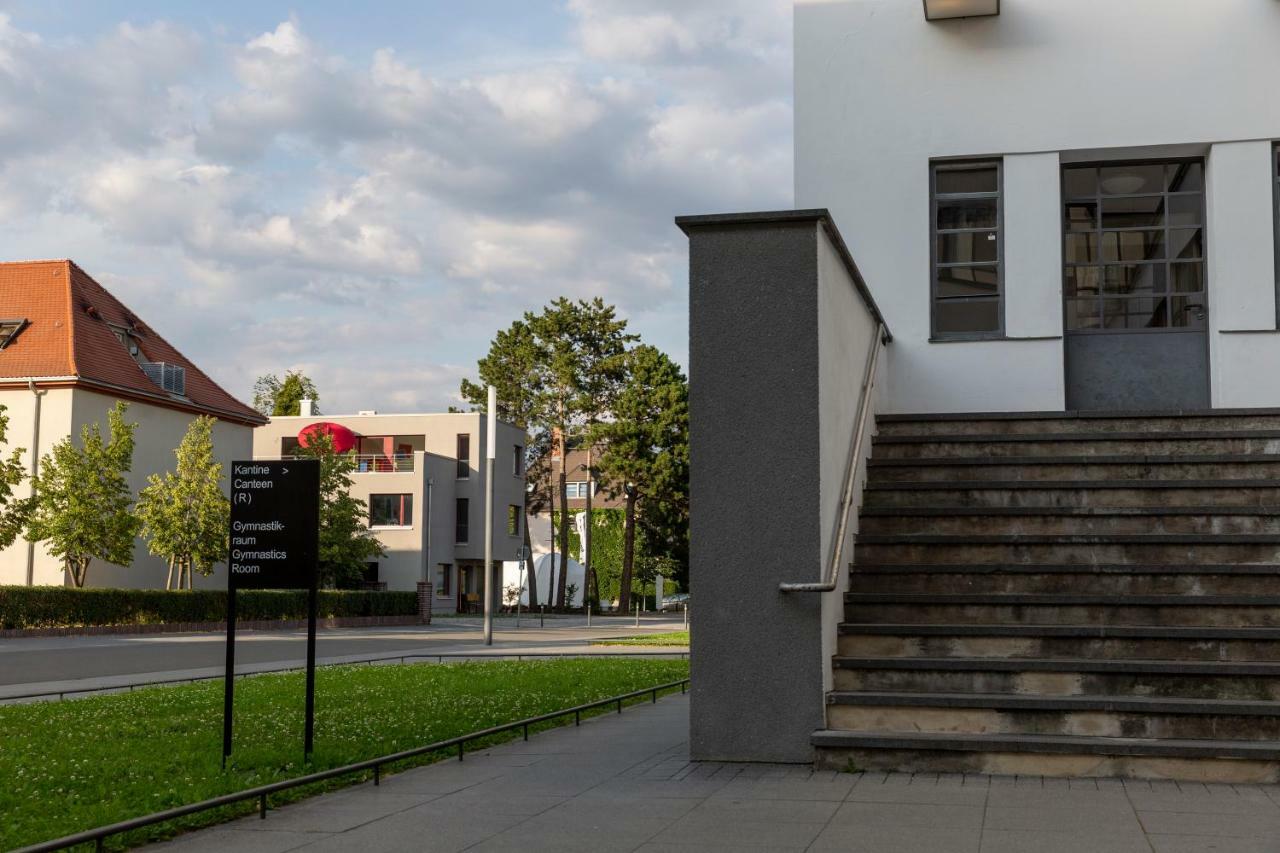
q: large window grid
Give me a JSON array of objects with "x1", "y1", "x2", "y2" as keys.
[
  {"x1": 1062, "y1": 160, "x2": 1206, "y2": 334},
  {"x1": 930, "y1": 160, "x2": 1003, "y2": 339}
]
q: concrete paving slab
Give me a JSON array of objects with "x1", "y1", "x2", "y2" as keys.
[{"x1": 149, "y1": 693, "x2": 1280, "y2": 853}]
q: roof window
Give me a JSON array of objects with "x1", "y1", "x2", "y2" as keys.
[{"x1": 0, "y1": 318, "x2": 28, "y2": 349}]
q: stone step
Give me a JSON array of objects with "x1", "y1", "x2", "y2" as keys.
[
  {"x1": 875, "y1": 409, "x2": 1280, "y2": 438},
  {"x1": 859, "y1": 508, "x2": 1280, "y2": 536},
  {"x1": 863, "y1": 481, "x2": 1280, "y2": 509},
  {"x1": 872, "y1": 431, "x2": 1280, "y2": 460},
  {"x1": 810, "y1": 730, "x2": 1280, "y2": 782},
  {"x1": 867, "y1": 456, "x2": 1280, "y2": 483},
  {"x1": 843, "y1": 593, "x2": 1280, "y2": 627},
  {"x1": 836, "y1": 623, "x2": 1280, "y2": 661},
  {"x1": 846, "y1": 564, "x2": 1280, "y2": 595},
  {"x1": 826, "y1": 691, "x2": 1280, "y2": 741},
  {"x1": 852, "y1": 534, "x2": 1280, "y2": 565},
  {"x1": 831, "y1": 656, "x2": 1280, "y2": 699}
]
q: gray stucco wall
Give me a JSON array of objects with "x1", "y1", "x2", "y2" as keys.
[{"x1": 684, "y1": 219, "x2": 827, "y2": 762}]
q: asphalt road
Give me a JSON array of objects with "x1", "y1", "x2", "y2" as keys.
[{"x1": 0, "y1": 615, "x2": 689, "y2": 700}]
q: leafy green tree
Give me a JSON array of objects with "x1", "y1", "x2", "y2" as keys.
[
  {"x1": 0, "y1": 405, "x2": 30, "y2": 549},
  {"x1": 28, "y1": 401, "x2": 139, "y2": 587},
  {"x1": 136, "y1": 416, "x2": 230, "y2": 590},
  {"x1": 253, "y1": 370, "x2": 321, "y2": 417},
  {"x1": 589, "y1": 345, "x2": 688, "y2": 611},
  {"x1": 293, "y1": 432, "x2": 384, "y2": 587},
  {"x1": 464, "y1": 298, "x2": 633, "y2": 608}
]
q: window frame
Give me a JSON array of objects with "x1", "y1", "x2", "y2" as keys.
[
  {"x1": 435, "y1": 563, "x2": 452, "y2": 597},
  {"x1": 513, "y1": 445, "x2": 523, "y2": 477},
  {"x1": 507, "y1": 505, "x2": 521, "y2": 537},
  {"x1": 455, "y1": 497, "x2": 469, "y2": 544},
  {"x1": 369, "y1": 493, "x2": 413, "y2": 528},
  {"x1": 930, "y1": 158, "x2": 1005, "y2": 341},
  {"x1": 1060, "y1": 157, "x2": 1207, "y2": 336},
  {"x1": 456, "y1": 434, "x2": 471, "y2": 480}
]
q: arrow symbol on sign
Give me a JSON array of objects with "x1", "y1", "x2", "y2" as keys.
[{"x1": 281, "y1": 467, "x2": 289, "y2": 475}]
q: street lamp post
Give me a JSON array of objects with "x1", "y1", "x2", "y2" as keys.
[{"x1": 483, "y1": 385, "x2": 496, "y2": 646}]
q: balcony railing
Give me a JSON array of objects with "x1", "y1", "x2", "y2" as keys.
[{"x1": 274, "y1": 453, "x2": 415, "y2": 473}]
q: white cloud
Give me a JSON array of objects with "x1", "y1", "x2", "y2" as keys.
[{"x1": 0, "y1": 6, "x2": 792, "y2": 413}]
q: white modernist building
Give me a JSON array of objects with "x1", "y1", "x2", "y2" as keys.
[{"x1": 795, "y1": 0, "x2": 1280, "y2": 413}]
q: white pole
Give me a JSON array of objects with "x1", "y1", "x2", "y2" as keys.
[{"x1": 483, "y1": 385, "x2": 497, "y2": 646}]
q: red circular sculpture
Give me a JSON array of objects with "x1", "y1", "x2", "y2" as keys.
[{"x1": 297, "y1": 421, "x2": 359, "y2": 453}]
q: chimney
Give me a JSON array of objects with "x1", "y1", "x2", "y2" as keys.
[{"x1": 299, "y1": 398, "x2": 316, "y2": 416}]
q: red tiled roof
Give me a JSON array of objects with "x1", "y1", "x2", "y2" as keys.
[{"x1": 0, "y1": 260, "x2": 266, "y2": 425}]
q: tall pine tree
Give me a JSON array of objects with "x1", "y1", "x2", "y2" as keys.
[{"x1": 589, "y1": 345, "x2": 688, "y2": 611}]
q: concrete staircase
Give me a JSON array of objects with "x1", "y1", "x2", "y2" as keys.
[{"x1": 812, "y1": 410, "x2": 1280, "y2": 782}]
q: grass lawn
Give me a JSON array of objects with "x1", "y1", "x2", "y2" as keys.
[
  {"x1": 0, "y1": 657, "x2": 689, "y2": 851},
  {"x1": 593, "y1": 630, "x2": 690, "y2": 646}
]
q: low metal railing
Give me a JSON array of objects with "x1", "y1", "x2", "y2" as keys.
[{"x1": 14, "y1": 678, "x2": 690, "y2": 853}]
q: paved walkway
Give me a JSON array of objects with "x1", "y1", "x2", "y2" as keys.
[{"x1": 155, "y1": 694, "x2": 1280, "y2": 853}]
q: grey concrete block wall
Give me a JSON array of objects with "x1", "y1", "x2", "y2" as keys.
[{"x1": 681, "y1": 215, "x2": 829, "y2": 763}]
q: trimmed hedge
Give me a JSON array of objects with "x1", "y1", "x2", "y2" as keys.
[{"x1": 0, "y1": 586, "x2": 418, "y2": 630}]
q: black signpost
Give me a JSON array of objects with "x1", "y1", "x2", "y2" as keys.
[{"x1": 224, "y1": 459, "x2": 321, "y2": 768}]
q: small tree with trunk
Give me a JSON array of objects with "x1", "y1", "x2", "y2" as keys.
[
  {"x1": 28, "y1": 401, "x2": 139, "y2": 587},
  {"x1": 589, "y1": 345, "x2": 688, "y2": 612},
  {"x1": 293, "y1": 432, "x2": 384, "y2": 587},
  {"x1": 253, "y1": 370, "x2": 321, "y2": 417},
  {"x1": 0, "y1": 405, "x2": 30, "y2": 550},
  {"x1": 136, "y1": 416, "x2": 229, "y2": 590}
]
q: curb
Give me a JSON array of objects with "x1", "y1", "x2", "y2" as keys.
[{"x1": 1, "y1": 614, "x2": 421, "y2": 639}]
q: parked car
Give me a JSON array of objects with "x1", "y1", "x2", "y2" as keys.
[{"x1": 661, "y1": 593, "x2": 690, "y2": 612}]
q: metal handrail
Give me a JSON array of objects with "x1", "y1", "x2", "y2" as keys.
[
  {"x1": 779, "y1": 321, "x2": 886, "y2": 592},
  {"x1": 3, "y1": 651, "x2": 691, "y2": 703},
  {"x1": 13, "y1": 678, "x2": 691, "y2": 853}
]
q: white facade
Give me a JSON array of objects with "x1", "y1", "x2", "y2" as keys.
[
  {"x1": 253, "y1": 411, "x2": 526, "y2": 611},
  {"x1": 795, "y1": 0, "x2": 1280, "y2": 412}
]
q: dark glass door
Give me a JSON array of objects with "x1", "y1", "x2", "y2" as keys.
[{"x1": 1062, "y1": 160, "x2": 1209, "y2": 410}]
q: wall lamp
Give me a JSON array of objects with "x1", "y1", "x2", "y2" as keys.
[{"x1": 923, "y1": 0, "x2": 1000, "y2": 21}]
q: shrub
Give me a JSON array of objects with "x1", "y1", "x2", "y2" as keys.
[{"x1": 0, "y1": 586, "x2": 417, "y2": 630}]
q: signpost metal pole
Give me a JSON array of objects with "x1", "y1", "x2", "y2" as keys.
[
  {"x1": 304, "y1": 581, "x2": 318, "y2": 761},
  {"x1": 221, "y1": 589, "x2": 236, "y2": 769},
  {"x1": 483, "y1": 385, "x2": 496, "y2": 646}
]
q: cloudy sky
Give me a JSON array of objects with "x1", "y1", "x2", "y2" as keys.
[{"x1": 0, "y1": 0, "x2": 792, "y2": 413}]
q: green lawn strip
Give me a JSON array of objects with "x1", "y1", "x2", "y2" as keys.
[
  {"x1": 592, "y1": 630, "x2": 690, "y2": 647},
  {"x1": 0, "y1": 657, "x2": 690, "y2": 851}
]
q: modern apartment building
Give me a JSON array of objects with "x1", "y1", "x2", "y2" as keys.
[
  {"x1": 683, "y1": 1, "x2": 1280, "y2": 781},
  {"x1": 252, "y1": 410, "x2": 526, "y2": 612},
  {"x1": 0, "y1": 259, "x2": 266, "y2": 587}
]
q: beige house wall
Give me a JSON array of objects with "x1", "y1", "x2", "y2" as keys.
[
  {"x1": 253, "y1": 412, "x2": 526, "y2": 606},
  {"x1": 0, "y1": 387, "x2": 254, "y2": 588}
]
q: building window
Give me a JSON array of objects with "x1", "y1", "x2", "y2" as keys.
[
  {"x1": 370, "y1": 493, "x2": 413, "y2": 527},
  {"x1": 507, "y1": 505, "x2": 521, "y2": 536},
  {"x1": 1062, "y1": 160, "x2": 1206, "y2": 332},
  {"x1": 0, "y1": 318, "x2": 28, "y2": 349},
  {"x1": 281, "y1": 436, "x2": 300, "y2": 457},
  {"x1": 435, "y1": 563, "x2": 452, "y2": 596},
  {"x1": 456, "y1": 434, "x2": 470, "y2": 479},
  {"x1": 566, "y1": 481, "x2": 593, "y2": 499},
  {"x1": 931, "y1": 160, "x2": 1002, "y2": 338},
  {"x1": 455, "y1": 498, "x2": 469, "y2": 544},
  {"x1": 513, "y1": 445, "x2": 523, "y2": 476}
]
